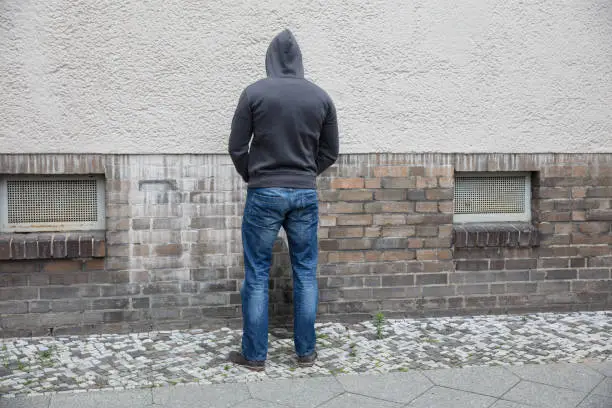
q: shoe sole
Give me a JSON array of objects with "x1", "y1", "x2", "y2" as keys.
[{"x1": 232, "y1": 362, "x2": 265, "y2": 372}]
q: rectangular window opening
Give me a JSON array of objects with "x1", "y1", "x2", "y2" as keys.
[
  {"x1": 0, "y1": 175, "x2": 106, "y2": 232},
  {"x1": 453, "y1": 172, "x2": 531, "y2": 223}
]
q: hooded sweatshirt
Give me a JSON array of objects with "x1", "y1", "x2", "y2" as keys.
[{"x1": 228, "y1": 29, "x2": 339, "y2": 189}]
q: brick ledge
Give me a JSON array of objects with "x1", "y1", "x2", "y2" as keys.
[
  {"x1": 452, "y1": 223, "x2": 539, "y2": 248},
  {"x1": 0, "y1": 232, "x2": 106, "y2": 260}
]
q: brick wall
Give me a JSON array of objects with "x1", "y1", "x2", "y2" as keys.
[{"x1": 0, "y1": 153, "x2": 610, "y2": 336}]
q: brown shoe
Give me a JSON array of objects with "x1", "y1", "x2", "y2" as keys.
[
  {"x1": 229, "y1": 351, "x2": 265, "y2": 372},
  {"x1": 297, "y1": 351, "x2": 317, "y2": 368}
]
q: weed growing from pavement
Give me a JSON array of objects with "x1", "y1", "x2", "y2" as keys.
[{"x1": 374, "y1": 312, "x2": 385, "y2": 339}]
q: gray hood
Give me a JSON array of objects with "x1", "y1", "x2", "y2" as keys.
[{"x1": 265, "y1": 29, "x2": 304, "y2": 78}]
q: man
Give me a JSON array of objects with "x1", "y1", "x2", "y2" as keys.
[{"x1": 228, "y1": 29, "x2": 339, "y2": 371}]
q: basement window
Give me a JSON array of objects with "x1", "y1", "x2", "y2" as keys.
[
  {"x1": 0, "y1": 175, "x2": 106, "y2": 232},
  {"x1": 453, "y1": 172, "x2": 531, "y2": 223}
]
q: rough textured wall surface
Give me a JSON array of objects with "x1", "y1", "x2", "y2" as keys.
[
  {"x1": 1, "y1": 0, "x2": 611, "y2": 154},
  {"x1": 0, "y1": 153, "x2": 610, "y2": 336}
]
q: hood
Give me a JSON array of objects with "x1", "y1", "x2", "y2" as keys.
[{"x1": 265, "y1": 29, "x2": 304, "y2": 78}]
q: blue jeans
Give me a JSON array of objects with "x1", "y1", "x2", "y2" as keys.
[{"x1": 241, "y1": 188, "x2": 319, "y2": 361}]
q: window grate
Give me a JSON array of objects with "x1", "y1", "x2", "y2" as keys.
[
  {"x1": 7, "y1": 179, "x2": 99, "y2": 223},
  {"x1": 454, "y1": 176, "x2": 526, "y2": 214}
]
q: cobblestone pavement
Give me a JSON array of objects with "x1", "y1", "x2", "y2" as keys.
[{"x1": 1, "y1": 311, "x2": 610, "y2": 398}]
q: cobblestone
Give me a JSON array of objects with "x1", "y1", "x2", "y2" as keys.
[{"x1": 0, "y1": 311, "x2": 610, "y2": 397}]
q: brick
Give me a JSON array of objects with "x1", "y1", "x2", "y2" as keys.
[
  {"x1": 329, "y1": 227, "x2": 364, "y2": 238},
  {"x1": 451, "y1": 270, "x2": 529, "y2": 284},
  {"x1": 416, "y1": 177, "x2": 438, "y2": 188},
  {"x1": 50, "y1": 235, "x2": 66, "y2": 258},
  {"x1": 155, "y1": 244, "x2": 183, "y2": 256},
  {"x1": 407, "y1": 238, "x2": 424, "y2": 249},
  {"x1": 381, "y1": 274, "x2": 415, "y2": 286},
  {"x1": 28, "y1": 300, "x2": 50, "y2": 313},
  {"x1": 439, "y1": 177, "x2": 454, "y2": 188},
  {"x1": 578, "y1": 269, "x2": 610, "y2": 280},
  {"x1": 375, "y1": 238, "x2": 408, "y2": 250},
  {"x1": 132, "y1": 297, "x2": 150, "y2": 308},
  {"x1": 0, "y1": 237, "x2": 10, "y2": 260},
  {"x1": 545, "y1": 269, "x2": 577, "y2": 280},
  {"x1": 48, "y1": 271, "x2": 89, "y2": 285},
  {"x1": 93, "y1": 239, "x2": 106, "y2": 257},
  {"x1": 373, "y1": 287, "x2": 419, "y2": 299},
  {"x1": 341, "y1": 288, "x2": 372, "y2": 300},
  {"x1": 65, "y1": 238, "x2": 80, "y2": 258},
  {"x1": 132, "y1": 218, "x2": 151, "y2": 230},
  {"x1": 40, "y1": 286, "x2": 79, "y2": 299},
  {"x1": 578, "y1": 246, "x2": 610, "y2": 257},
  {"x1": 107, "y1": 244, "x2": 129, "y2": 257},
  {"x1": 365, "y1": 202, "x2": 413, "y2": 213},
  {"x1": 319, "y1": 239, "x2": 340, "y2": 251},
  {"x1": 381, "y1": 250, "x2": 415, "y2": 261},
  {"x1": 416, "y1": 273, "x2": 447, "y2": 285},
  {"x1": 540, "y1": 212, "x2": 571, "y2": 222},
  {"x1": 142, "y1": 282, "x2": 180, "y2": 295},
  {"x1": 190, "y1": 217, "x2": 225, "y2": 229},
  {"x1": 423, "y1": 261, "x2": 453, "y2": 272},
  {"x1": 437, "y1": 249, "x2": 453, "y2": 260},
  {"x1": 539, "y1": 258, "x2": 569, "y2": 268},
  {"x1": 438, "y1": 201, "x2": 453, "y2": 213},
  {"x1": 381, "y1": 178, "x2": 416, "y2": 189},
  {"x1": 337, "y1": 215, "x2": 372, "y2": 226},
  {"x1": 586, "y1": 187, "x2": 612, "y2": 197},
  {"x1": 0, "y1": 301, "x2": 28, "y2": 314},
  {"x1": 107, "y1": 231, "x2": 129, "y2": 246},
  {"x1": 320, "y1": 289, "x2": 340, "y2": 302},
  {"x1": 382, "y1": 226, "x2": 416, "y2": 237},
  {"x1": 425, "y1": 189, "x2": 453, "y2": 200},
  {"x1": 373, "y1": 214, "x2": 406, "y2": 225},
  {"x1": 417, "y1": 249, "x2": 437, "y2": 261},
  {"x1": 456, "y1": 260, "x2": 488, "y2": 271},
  {"x1": 538, "y1": 187, "x2": 570, "y2": 199},
  {"x1": 40, "y1": 260, "x2": 82, "y2": 273},
  {"x1": 330, "y1": 178, "x2": 364, "y2": 189},
  {"x1": 416, "y1": 202, "x2": 438, "y2": 213},
  {"x1": 422, "y1": 285, "x2": 455, "y2": 297},
  {"x1": 337, "y1": 239, "x2": 374, "y2": 250},
  {"x1": 416, "y1": 225, "x2": 438, "y2": 236},
  {"x1": 84, "y1": 259, "x2": 105, "y2": 271},
  {"x1": 328, "y1": 251, "x2": 365, "y2": 263},
  {"x1": 50, "y1": 300, "x2": 86, "y2": 312},
  {"x1": 507, "y1": 282, "x2": 537, "y2": 293},
  {"x1": 572, "y1": 211, "x2": 586, "y2": 221},
  {"x1": 100, "y1": 283, "x2": 140, "y2": 297},
  {"x1": 323, "y1": 202, "x2": 364, "y2": 214},
  {"x1": 152, "y1": 217, "x2": 182, "y2": 230},
  {"x1": 365, "y1": 226, "x2": 382, "y2": 237},
  {"x1": 373, "y1": 166, "x2": 409, "y2": 177},
  {"x1": 374, "y1": 190, "x2": 406, "y2": 201},
  {"x1": 91, "y1": 298, "x2": 130, "y2": 310},
  {"x1": 365, "y1": 178, "x2": 381, "y2": 188},
  {"x1": 588, "y1": 256, "x2": 612, "y2": 267},
  {"x1": 538, "y1": 281, "x2": 570, "y2": 293},
  {"x1": 505, "y1": 259, "x2": 537, "y2": 270},
  {"x1": 151, "y1": 294, "x2": 191, "y2": 307},
  {"x1": 465, "y1": 296, "x2": 497, "y2": 308}
]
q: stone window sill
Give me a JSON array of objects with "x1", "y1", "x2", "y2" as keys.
[
  {"x1": 0, "y1": 231, "x2": 106, "y2": 260},
  {"x1": 452, "y1": 223, "x2": 539, "y2": 248}
]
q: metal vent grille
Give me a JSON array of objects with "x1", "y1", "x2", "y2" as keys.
[
  {"x1": 6, "y1": 179, "x2": 99, "y2": 224},
  {"x1": 455, "y1": 175, "x2": 526, "y2": 214}
]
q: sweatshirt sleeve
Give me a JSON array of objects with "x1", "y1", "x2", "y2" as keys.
[
  {"x1": 228, "y1": 90, "x2": 253, "y2": 183},
  {"x1": 316, "y1": 100, "x2": 339, "y2": 175}
]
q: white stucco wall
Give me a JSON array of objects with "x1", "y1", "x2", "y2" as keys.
[{"x1": 1, "y1": 0, "x2": 611, "y2": 154}]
